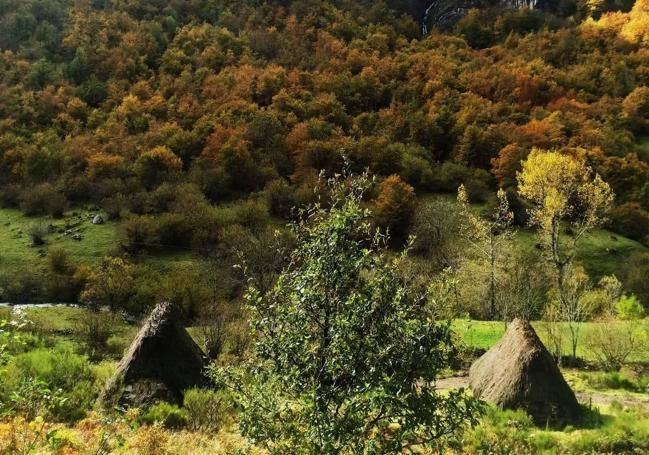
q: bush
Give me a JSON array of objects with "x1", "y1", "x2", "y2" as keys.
[
  {"x1": 140, "y1": 402, "x2": 188, "y2": 429},
  {"x1": 156, "y1": 213, "x2": 191, "y2": 248},
  {"x1": 4, "y1": 344, "x2": 96, "y2": 421},
  {"x1": 0, "y1": 268, "x2": 43, "y2": 303},
  {"x1": 608, "y1": 203, "x2": 649, "y2": 243},
  {"x1": 579, "y1": 371, "x2": 638, "y2": 392},
  {"x1": 622, "y1": 252, "x2": 649, "y2": 311},
  {"x1": 408, "y1": 198, "x2": 462, "y2": 268},
  {"x1": 20, "y1": 184, "x2": 68, "y2": 218},
  {"x1": 47, "y1": 248, "x2": 71, "y2": 275},
  {"x1": 121, "y1": 215, "x2": 159, "y2": 253},
  {"x1": 616, "y1": 294, "x2": 645, "y2": 320},
  {"x1": 265, "y1": 179, "x2": 297, "y2": 219},
  {"x1": 28, "y1": 224, "x2": 47, "y2": 246},
  {"x1": 102, "y1": 194, "x2": 131, "y2": 220},
  {"x1": 183, "y1": 388, "x2": 232, "y2": 432},
  {"x1": 564, "y1": 410, "x2": 649, "y2": 454},
  {"x1": 373, "y1": 174, "x2": 417, "y2": 239},
  {"x1": 585, "y1": 320, "x2": 643, "y2": 371},
  {"x1": 76, "y1": 310, "x2": 116, "y2": 359},
  {"x1": 0, "y1": 184, "x2": 21, "y2": 207},
  {"x1": 459, "y1": 408, "x2": 534, "y2": 453}
]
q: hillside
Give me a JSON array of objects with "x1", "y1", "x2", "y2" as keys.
[{"x1": 2, "y1": 0, "x2": 649, "y2": 453}]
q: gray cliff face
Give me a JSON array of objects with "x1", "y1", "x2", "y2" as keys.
[{"x1": 418, "y1": 0, "x2": 542, "y2": 34}]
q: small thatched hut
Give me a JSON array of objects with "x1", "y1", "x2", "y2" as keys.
[
  {"x1": 469, "y1": 318, "x2": 580, "y2": 424},
  {"x1": 100, "y1": 302, "x2": 206, "y2": 407}
]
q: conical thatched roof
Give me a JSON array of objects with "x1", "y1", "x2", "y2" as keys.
[
  {"x1": 100, "y1": 302, "x2": 206, "y2": 407},
  {"x1": 469, "y1": 318, "x2": 580, "y2": 424}
]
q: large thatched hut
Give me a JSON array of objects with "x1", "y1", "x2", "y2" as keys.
[{"x1": 100, "y1": 302, "x2": 206, "y2": 407}]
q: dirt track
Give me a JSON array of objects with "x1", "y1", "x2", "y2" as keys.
[{"x1": 436, "y1": 376, "x2": 649, "y2": 409}]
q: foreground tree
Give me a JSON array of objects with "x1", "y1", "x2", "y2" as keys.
[{"x1": 213, "y1": 173, "x2": 480, "y2": 454}]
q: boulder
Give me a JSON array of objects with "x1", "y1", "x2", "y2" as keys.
[
  {"x1": 100, "y1": 302, "x2": 206, "y2": 408},
  {"x1": 92, "y1": 215, "x2": 104, "y2": 225},
  {"x1": 469, "y1": 318, "x2": 580, "y2": 424}
]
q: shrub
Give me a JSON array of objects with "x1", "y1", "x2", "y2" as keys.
[
  {"x1": 121, "y1": 215, "x2": 159, "y2": 253},
  {"x1": 622, "y1": 252, "x2": 649, "y2": 311},
  {"x1": 615, "y1": 294, "x2": 645, "y2": 320},
  {"x1": 607, "y1": 202, "x2": 649, "y2": 243},
  {"x1": 43, "y1": 273, "x2": 83, "y2": 303},
  {"x1": 156, "y1": 268, "x2": 211, "y2": 321},
  {"x1": 76, "y1": 310, "x2": 116, "y2": 359},
  {"x1": 20, "y1": 184, "x2": 68, "y2": 218},
  {"x1": 102, "y1": 194, "x2": 131, "y2": 220},
  {"x1": 47, "y1": 248, "x2": 71, "y2": 275},
  {"x1": 373, "y1": 174, "x2": 417, "y2": 239},
  {"x1": 5, "y1": 345, "x2": 96, "y2": 421},
  {"x1": 195, "y1": 301, "x2": 239, "y2": 360},
  {"x1": 135, "y1": 146, "x2": 182, "y2": 188},
  {"x1": 408, "y1": 198, "x2": 462, "y2": 268},
  {"x1": 265, "y1": 179, "x2": 297, "y2": 219},
  {"x1": 0, "y1": 268, "x2": 43, "y2": 303},
  {"x1": 459, "y1": 408, "x2": 534, "y2": 454},
  {"x1": 183, "y1": 388, "x2": 232, "y2": 432},
  {"x1": 231, "y1": 198, "x2": 269, "y2": 231},
  {"x1": 156, "y1": 213, "x2": 191, "y2": 249},
  {"x1": 564, "y1": 410, "x2": 649, "y2": 453},
  {"x1": 585, "y1": 320, "x2": 643, "y2": 371},
  {"x1": 0, "y1": 184, "x2": 21, "y2": 207},
  {"x1": 80, "y1": 256, "x2": 136, "y2": 311},
  {"x1": 140, "y1": 402, "x2": 187, "y2": 429},
  {"x1": 28, "y1": 224, "x2": 47, "y2": 246},
  {"x1": 579, "y1": 371, "x2": 638, "y2": 392}
]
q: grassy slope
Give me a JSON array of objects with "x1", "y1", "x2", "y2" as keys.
[
  {"x1": 0, "y1": 207, "x2": 196, "y2": 283},
  {"x1": 421, "y1": 193, "x2": 647, "y2": 279},
  {"x1": 0, "y1": 207, "x2": 119, "y2": 272},
  {"x1": 516, "y1": 228, "x2": 645, "y2": 279},
  {"x1": 1, "y1": 194, "x2": 647, "y2": 301}
]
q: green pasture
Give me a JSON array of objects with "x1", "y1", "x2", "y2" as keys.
[
  {"x1": 0, "y1": 207, "x2": 119, "y2": 271},
  {"x1": 453, "y1": 318, "x2": 649, "y2": 362}
]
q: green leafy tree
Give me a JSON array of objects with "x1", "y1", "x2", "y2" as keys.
[
  {"x1": 458, "y1": 185, "x2": 513, "y2": 319},
  {"x1": 213, "y1": 173, "x2": 480, "y2": 454}
]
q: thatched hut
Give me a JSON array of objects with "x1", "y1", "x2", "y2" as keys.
[
  {"x1": 100, "y1": 302, "x2": 206, "y2": 407},
  {"x1": 469, "y1": 318, "x2": 580, "y2": 424}
]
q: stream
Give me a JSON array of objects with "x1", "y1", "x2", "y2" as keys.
[{"x1": 0, "y1": 303, "x2": 79, "y2": 309}]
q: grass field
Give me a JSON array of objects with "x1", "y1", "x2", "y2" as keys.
[
  {"x1": 453, "y1": 319, "x2": 649, "y2": 362},
  {"x1": 0, "y1": 207, "x2": 120, "y2": 271},
  {"x1": 0, "y1": 207, "x2": 198, "y2": 292}
]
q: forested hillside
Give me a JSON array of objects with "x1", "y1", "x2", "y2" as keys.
[
  {"x1": 3, "y1": 1, "x2": 649, "y2": 453},
  {"x1": 2, "y1": 0, "x2": 649, "y2": 310}
]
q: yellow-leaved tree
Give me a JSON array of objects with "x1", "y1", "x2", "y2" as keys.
[
  {"x1": 621, "y1": 0, "x2": 649, "y2": 45},
  {"x1": 517, "y1": 149, "x2": 614, "y2": 361}
]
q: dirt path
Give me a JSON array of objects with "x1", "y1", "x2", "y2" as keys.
[{"x1": 436, "y1": 376, "x2": 649, "y2": 409}]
